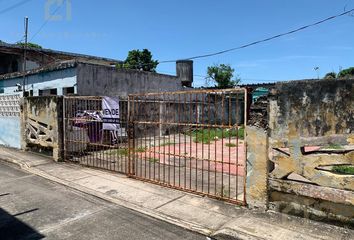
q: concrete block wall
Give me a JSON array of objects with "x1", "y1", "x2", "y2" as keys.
[
  {"x1": 245, "y1": 79, "x2": 354, "y2": 226},
  {"x1": 76, "y1": 63, "x2": 185, "y2": 97},
  {"x1": 245, "y1": 126, "x2": 269, "y2": 209},
  {"x1": 21, "y1": 96, "x2": 64, "y2": 161}
]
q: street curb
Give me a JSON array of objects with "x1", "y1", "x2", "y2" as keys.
[
  {"x1": 211, "y1": 228, "x2": 265, "y2": 240},
  {"x1": 0, "y1": 154, "x2": 351, "y2": 240},
  {"x1": 0, "y1": 155, "x2": 31, "y2": 169},
  {"x1": 0, "y1": 157, "x2": 214, "y2": 237}
]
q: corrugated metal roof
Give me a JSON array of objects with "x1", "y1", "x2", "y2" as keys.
[
  {"x1": 0, "y1": 41, "x2": 122, "y2": 64},
  {"x1": 0, "y1": 60, "x2": 77, "y2": 80}
]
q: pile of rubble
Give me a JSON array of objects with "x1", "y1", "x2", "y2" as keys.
[{"x1": 248, "y1": 95, "x2": 268, "y2": 130}]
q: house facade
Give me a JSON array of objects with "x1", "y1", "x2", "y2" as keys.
[{"x1": 0, "y1": 42, "x2": 193, "y2": 148}]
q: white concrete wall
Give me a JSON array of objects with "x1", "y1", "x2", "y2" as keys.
[
  {"x1": 0, "y1": 94, "x2": 21, "y2": 148},
  {"x1": 0, "y1": 67, "x2": 77, "y2": 96},
  {"x1": 0, "y1": 117, "x2": 20, "y2": 148},
  {"x1": 0, "y1": 68, "x2": 77, "y2": 149}
]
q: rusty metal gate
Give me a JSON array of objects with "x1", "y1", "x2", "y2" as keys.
[
  {"x1": 128, "y1": 89, "x2": 247, "y2": 204},
  {"x1": 63, "y1": 96, "x2": 129, "y2": 173},
  {"x1": 63, "y1": 89, "x2": 247, "y2": 205}
]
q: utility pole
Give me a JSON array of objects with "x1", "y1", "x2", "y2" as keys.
[
  {"x1": 314, "y1": 66, "x2": 320, "y2": 80},
  {"x1": 22, "y1": 16, "x2": 28, "y2": 96}
]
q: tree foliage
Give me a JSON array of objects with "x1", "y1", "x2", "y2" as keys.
[
  {"x1": 324, "y1": 67, "x2": 354, "y2": 79},
  {"x1": 117, "y1": 49, "x2": 158, "y2": 72},
  {"x1": 206, "y1": 64, "x2": 240, "y2": 88},
  {"x1": 324, "y1": 72, "x2": 336, "y2": 79},
  {"x1": 338, "y1": 67, "x2": 354, "y2": 78}
]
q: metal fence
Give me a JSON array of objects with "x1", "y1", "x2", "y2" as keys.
[
  {"x1": 63, "y1": 96, "x2": 129, "y2": 173},
  {"x1": 62, "y1": 88, "x2": 247, "y2": 205},
  {"x1": 128, "y1": 89, "x2": 247, "y2": 204}
]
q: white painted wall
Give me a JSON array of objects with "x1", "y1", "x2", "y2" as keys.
[
  {"x1": 0, "y1": 67, "x2": 77, "y2": 149},
  {"x1": 0, "y1": 117, "x2": 20, "y2": 148},
  {"x1": 0, "y1": 67, "x2": 77, "y2": 96},
  {"x1": 0, "y1": 94, "x2": 21, "y2": 148}
]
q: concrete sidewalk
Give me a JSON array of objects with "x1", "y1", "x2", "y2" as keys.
[{"x1": 0, "y1": 147, "x2": 352, "y2": 240}]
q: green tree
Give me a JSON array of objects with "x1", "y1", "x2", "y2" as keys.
[
  {"x1": 206, "y1": 64, "x2": 240, "y2": 88},
  {"x1": 323, "y1": 72, "x2": 336, "y2": 79},
  {"x1": 16, "y1": 42, "x2": 42, "y2": 49},
  {"x1": 117, "y1": 49, "x2": 158, "y2": 72},
  {"x1": 337, "y1": 67, "x2": 354, "y2": 78}
]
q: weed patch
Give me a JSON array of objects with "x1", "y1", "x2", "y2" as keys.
[
  {"x1": 332, "y1": 165, "x2": 354, "y2": 174},
  {"x1": 135, "y1": 147, "x2": 147, "y2": 153},
  {"x1": 225, "y1": 143, "x2": 237, "y2": 147},
  {"x1": 321, "y1": 144, "x2": 344, "y2": 150},
  {"x1": 108, "y1": 148, "x2": 129, "y2": 156},
  {"x1": 186, "y1": 128, "x2": 244, "y2": 144}
]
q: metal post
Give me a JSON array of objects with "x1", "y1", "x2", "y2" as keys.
[{"x1": 22, "y1": 17, "x2": 29, "y2": 96}]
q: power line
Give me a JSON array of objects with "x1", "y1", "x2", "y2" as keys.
[
  {"x1": 158, "y1": 8, "x2": 354, "y2": 84},
  {"x1": 15, "y1": 41, "x2": 60, "y2": 64},
  {"x1": 1, "y1": 0, "x2": 62, "y2": 63},
  {"x1": 7, "y1": 4, "x2": 354, "y2": 81},
  {"x1": 15, "y1": 39, "x2": 60, "y2": 63},
  {"x1": 15, "y1": 21, "x2": 59, "y2": 63},
  {"x1": 29, "y1": 3, "x2": 63, "y2": 42},
  {"x1": 24, "y1": 43, "x2": 59, "y2": 62},
  {"x1": 159, "y1": 70, "x2": 284, "y2": 83},
  {"x1": 157, "y1": 8, "x2": 354, "y2": 63},
  {"x1": 125, "y1": 8, "x2": 354, "y2": 69},
  {"x1": 24, "y1": 6, "x2": 354, "y2": 72},
  {"x1": 0, "y1": 0, "x2": 33, "y2": 15},
  {"x1": 344, "y1": 0, "x2": 354, "y2": 16},
  {"x1": 17, "y1": 3, "x2": 65, "y2": 64}
]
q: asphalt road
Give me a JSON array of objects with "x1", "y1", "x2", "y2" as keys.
[{"x1": 0, "y1": 161, "x2": 206, "y2": 240}]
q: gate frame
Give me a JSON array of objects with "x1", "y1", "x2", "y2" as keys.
[
  {"x1": 61, "y1": 88, "x2": 248, "y2": 205},
  {"x1": 127, "y1": 88, "x2": 248, "y2": 205}
]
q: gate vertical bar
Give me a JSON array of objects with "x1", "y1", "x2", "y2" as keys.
[
  {"x1": 243, "y1": 88, "x2": 248, "y2": 204},
  {"x1": 63, "y1": 96, "x2": 67, "y2": 161}
]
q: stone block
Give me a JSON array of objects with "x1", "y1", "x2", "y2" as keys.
[{"x1": 246, "y1": 126, "x2": 269, "y2": 209}]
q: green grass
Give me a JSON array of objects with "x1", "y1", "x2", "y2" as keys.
[
  {"x1": 135, "y1": 147, "x2": 147, "y2": 152},
  {"x1": 321, "y1": 144, "x2": 344, "y2": 150},
  {"x1": 225, "y1": 143, "x2": 237, "y2": 147},
  {"x1": 159, "y1": 141, "x2": 175, "y2": 147},
  {"x1": 332, "y1": 165, "x2": 354, "y2": 174},
  {"x1": 108, "y1": 148, "x2": 129, "y2": 156},
  {"x1": 108, "y1": 147, "x2": 146, "y2": 156},
  {"x1": 187, "y1": 128, "x2": 244, "y2": 144}
]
